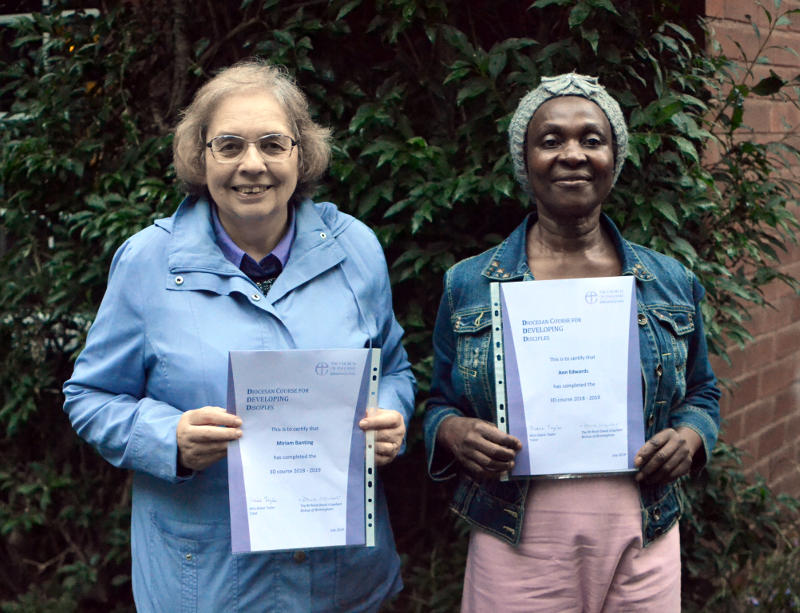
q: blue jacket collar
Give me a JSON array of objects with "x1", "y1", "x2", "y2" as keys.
[
  {"x1": 157, "y1": 196, "x2": 352, "y2": 274},
  {"x1": 156, "y1": 196, "x2": 353, "y2": 303},
  {"x1": 482, "y1": 211, "x2": 655, "y2": 282}
]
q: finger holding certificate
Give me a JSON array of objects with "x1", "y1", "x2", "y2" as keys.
[
  {"x1": 360, "y1": 407, "x2": 407, "y2": 467},
  {"x1": 423, "y1": 73, "x2": 720, "y2": 612}
]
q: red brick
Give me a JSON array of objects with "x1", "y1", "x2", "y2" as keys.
[
  {"x1": 758, "y1": 422, "x2": 786, "y2": 457},
  {"x1": 740, "y1": 335, "x2": 776, "y2": 369},
  {"x1": 710, "y1": 22, "x2": 757, "y2": 59},
  {"x1": 706, "y1": 1, "x2": 800, "y2": 30},
  {"x1": 763, "y1": 29, "x2": 800, "y2": 65},
  {"x1": 741, "y1": 98, "x2": 777, "y2": 133},
  {"x1": 718, "y1": 387, "x2": 733, "y2": 415},
  {"x1": 752, "y1": 458, "x2": 773, "y2": 481},
  {"x1": 722, "y1": 411, "x2": 744, "y2": 444},
  {"x1": 711, "y1": 356, "x2": 735, "y2": 381},
  {"x1": 774, "y1": 383, "x2": 800, "y2": 421},
  {"x1": 748, "y1": 306, "x2": 789, "y2": 337},
  {"x1": 766, "y1": 447, "x2": 797, "y2": 480},
  {"x1": 743, "y1": 398, "x2": 775, "y2": 434},
  {"x1": 787, "y1": 414, "x2": 800, "y2": 441},
  {"x1": 730, "y1": 372, "x2": 760, "y2": 409},
  {"x1": 705, "y1": 0, "x2": 725, "y2": 19},
  {"x1": 759, "y1": 356, "x2": 798, "y2": 395},
  {"x1": 710, "y1": 22, "x2": 800, "y2": 66},
  {"x1": 740, "y1": 98, "x2": 800, "y2": 136},
  {"x1": 749, "y1": 63, "x2": 800, "y2": 84},
  {"x1": 711, "y1": 351, "x2": 742, "y2": 381},
  {"x1": 715, "y1": 336, "x2": 774, "y2": 379},
  {"x1": 781, "y1": 260, "x2": 800, "y2": 281},
  {"x1": 763, "y1": 276, "x2": 795, "y2": 302},
  {"x1": 736, "y1": 435, "x2": 759, "y2": 465},
  {"x1": 775, "y1": 323, "x2": 800, "y2": 359},
  {"x1": 771, "y1": 471, "x2": 800, "y2": 497},
  {"x1": 774, "y1": 292, "x2": 799, "y2": 312},
  {"x1": 723, "y1": 399, "x2": 746, "y2": 421}
]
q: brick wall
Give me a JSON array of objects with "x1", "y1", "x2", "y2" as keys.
[{"x1": 705, "y1": 0, "x2": 800, "y2": 496}]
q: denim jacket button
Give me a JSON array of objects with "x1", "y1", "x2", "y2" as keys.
[
  {"x1": 653, "y1": 507, "x2": 661, "y2": 520},
  {"x1": 647, "y1": 413, "x2": 655, "y2": 427},
  {"x1": 655, "y1": 364, "x2": 663, "y2": 377},
  {"x1": 637, "y1": 313, "x2": 646, "y2": 326},
  {"x1": 293, "y1": 550, "x2": 306, "y2": 563}
]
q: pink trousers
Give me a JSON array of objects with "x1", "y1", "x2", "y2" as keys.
[{"x1": 461, "y1": 476, "x2": 680, "y2": 613}]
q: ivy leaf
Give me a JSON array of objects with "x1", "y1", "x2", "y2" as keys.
[
  {"x1": 487, "y1": 51, "x2": 507, "y2": 79},
  {"x1": 568, "y1": 3, "x2": 592, "y2": 28},
  {"x1": 581, "y1": 28, "x2": 599, "y2": 53},
  {"x1": 456, "y1": 78, "x2": 488, "y2": 106},
  {"x1": 272, "y1": 29, "x2": 294, "y2": 47},
  {"x1": 529, "y1": 0, "x2": 572, "y2": 7},
  {"x1": 644, "y1": 133, "x2": 661, "y2": 153},
  {"x1": 751, "y1": 72, "x2": 786, "y2": 96},
  {"x1": 587, "y1": 0, "x2": 619, "y2": 14},
  {"x1": 653, "y1": 200, "x2": 679, "y2": 225},
  {"x1": 336, "y1": 0, "x2": 362, "y2": 21}
]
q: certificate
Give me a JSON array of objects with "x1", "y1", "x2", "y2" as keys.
[
  {"x1": 226, "y1": 348, "x2": 379, "y2": 553},
  {"x1": 491, "y1": 277, "x2": 645, "y2": 478}
]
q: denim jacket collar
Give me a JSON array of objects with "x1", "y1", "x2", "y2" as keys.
[{"x1": 482, "y1": 211, "x2": 657, "y2": 283}]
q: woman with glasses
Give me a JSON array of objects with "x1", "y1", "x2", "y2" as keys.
[{"x1": 63, "y1": 60, "x2": 415, "y2": 612}]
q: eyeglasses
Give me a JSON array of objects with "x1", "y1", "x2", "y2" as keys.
[{"x1": 205, "y1": 133, "x2": 298, "y2": 163}]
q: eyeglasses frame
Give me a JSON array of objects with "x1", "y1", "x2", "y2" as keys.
[{"x1": 205, "y1": 133, "x2": 299, "y2": 164}]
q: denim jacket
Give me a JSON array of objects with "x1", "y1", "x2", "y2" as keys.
[{"x1": 423, "y1": 212, "x2": 720, "y2": 547}]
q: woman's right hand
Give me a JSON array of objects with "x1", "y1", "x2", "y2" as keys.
[
  {"x1": 177, "y1": 406, "x2": 243, "y2": 472},
  {"x1": 438, "y1": 416, "x2": 522, "y2": 480}
]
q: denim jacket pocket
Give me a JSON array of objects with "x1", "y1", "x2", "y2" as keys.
[
  {"x1": 452, "y1": 306, "x2": 494, "y2": 416},
  {"x1": 649, "y1": 306, "x2": 694, "y2": 401}
]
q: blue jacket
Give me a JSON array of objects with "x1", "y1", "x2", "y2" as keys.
[
  {"x1": 423, "y1": 212, "x2": 720, "y2": 547},
  {"x1": 63, "y1": 196, "x2": 416, "y2": 612}
]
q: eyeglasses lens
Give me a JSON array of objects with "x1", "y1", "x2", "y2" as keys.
[{"x1": 210, "y1": 135, "x2": 294, "y2": 163}]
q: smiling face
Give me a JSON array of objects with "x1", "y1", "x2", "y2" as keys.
[
  {"x1": 204, "y1": 89, "x2": 299, "y2": 244},
  {"x1": 525, "y1": 96, "x2": 615, "y2": 222}
]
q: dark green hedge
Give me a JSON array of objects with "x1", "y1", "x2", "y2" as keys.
[{"x1": 1, "y1": 1, "x2": 799, "y2": 611}]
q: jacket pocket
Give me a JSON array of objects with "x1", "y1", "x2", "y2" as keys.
[
  {"x1": 146, "y1": 513, "x2": 235, "y2": 613},
  {"x1": 451, "y1": 307, "x2": 494, "y2": 412},
  {"x1": 649, "y1": 306, "x2": 695, "y2": 400}
]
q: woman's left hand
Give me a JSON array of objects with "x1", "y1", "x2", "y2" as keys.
[
  {"x1": 359, "y1": 408, "x2": 406, "y2": 467},
  {"x1": 634, "y1": 427, "x2": 703, "y2": 484}
]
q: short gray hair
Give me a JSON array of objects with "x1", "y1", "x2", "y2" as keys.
[
  {"x1": 508, "y1": 73, "x2": 628, "y2": 197},
  {"x1": 173, "y1": 60, "x2": 331, "y2": 200}
]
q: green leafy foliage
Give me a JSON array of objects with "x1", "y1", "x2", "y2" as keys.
[
  {"x1": 681, "y1": 443, "x2": 800, "y2": 612},
  {"x1": 1, "y1": 0, "x2": 798, "y2": 610}
]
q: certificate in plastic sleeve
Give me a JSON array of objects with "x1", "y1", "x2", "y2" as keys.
[
  {"x1": 226, "y1": 348, "x2": 379, "y2": 553},
  {"x1": 491, "y1": 277, "x2": 645, "y2": 478}
]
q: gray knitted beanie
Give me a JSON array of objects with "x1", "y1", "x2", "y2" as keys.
[{"x1": 508, "y1": 73, "x2": 628, "y2": 197}]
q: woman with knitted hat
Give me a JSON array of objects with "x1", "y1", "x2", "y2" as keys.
[{"x1": 423, "y1": 73, "x2": 720, "y2": 611}]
